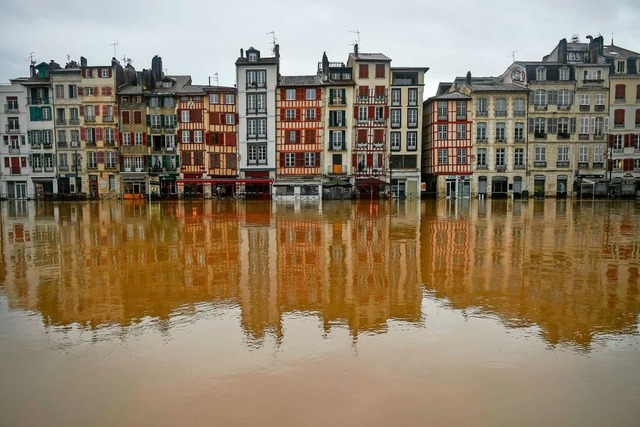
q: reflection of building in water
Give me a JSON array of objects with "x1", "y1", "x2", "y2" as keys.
[
  {"x1": 1, "y1": 199, "x2": 423, "y2": 343},
  {"x1": 422, "y1": 199, "x2": 640, "y2": 348}
]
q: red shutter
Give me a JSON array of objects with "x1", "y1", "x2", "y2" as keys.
[
  {"x1": 377, "y1": 153, "x2": 383, "y2": 166},
  {"x1": 368, "y1": 106, "x2": 375, "y2": 118},
  {"x1": 95, "y1": 105, "x2": 100, "y2": 116},
  {"x1": 79, "y1": 106, "x2": 84, "y2": 116},
  {"x1": 108, "y1": 68, "x2": 113, "y2": 78},
  {"x1": 142, "y1": 133, "x2": 146, "y2": 146},
  {"x1": 624, "y1": 159, "x2": 633, "y2": 171},
  {"x1": 94, "y1": 86, "x2": 99, "y2": 95},
  {"x1": 608, "y1": 134, "x2": 614, "y2": 147},
  {"x1": 374, "y1": 129, "x2": 384, "y2": 143},
  {"x1": 102, "y1": 105, "x2": 108, "y2": 116},
  {"x1": 115, "y1": 131, "x2": 120, "y2": 142},
  {"x1": 78, "y1": 86, "x2": 83, "y2": 95},
  {"x1": 295, "y1": 153, "x2": 304, "y2": 167},
  {"x1": 315, "y1": 152, "x2": 320, "y2": 167},
  {"x1": 375, "y1": 86, "x2": 384, "y2": 97},
  {"x1": 96, "y1": 128, "x2": 103, "y2": 141},
  {"x1": 113, "y1": 105, "x2": 118, "y2": 115},
  {"x1": 354, "y1": 106, "x2": 358, "y2": 118},
  {"x1": 97, "y1": 151, "x2": 105, "y2": 164},
  {"x1": 3, "y1": 158, "x2": 9, "y2": 167},
  {"x1": 615, "y1": 109, "x2": 624, "y2": 124},
  {"x1": 280, "y1": 152, "x2": 286, "y2": 167},
  {"x1": 636, "y1": 84, "x2": 640, "y2": 100},
  {"x1": 122, "y1": 111, "x2": 130, "y2": 124},
  {"x1": 80, "y1": 128, "x2": 86, "y2": 141},
  {"x1": 21, "y1": 157, "x2": 27, "y2": 168},
  {"x1": 296, "y1": 88, "x2": 304, "y2": 100},
  {"x1": 636, "y1": 108, "x2": 640, "y2": 125},
  {"x1": 220, "y1": 113, "x2": 225, "y2": 124},
  {"x1": 352, "y1": 153, "x2": 357, "y2": 167},
  {"x1": 358, "y1": 129, "x2": 367, "y2": 143},
  {"x1": 384, "y1": 106, "x2": 389, "y2": 119},
  {"x1": 624, "y1": 134, "x2": 631, "y2": 147},
  {"x1": 359, "y1": 86, "x2": 368, "y2": 98},
  {"x1": 615, "y1": 84, "x2": 625, "y2": 98},
  {"x1": 226, "y1": 132, "x2": 237, "y2": 146},
  {"x1": 367, "y1": 153, "x2": 373, "y2": 165}
]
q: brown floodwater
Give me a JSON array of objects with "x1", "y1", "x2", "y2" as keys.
[{"x1": 0, "y1": 199, "x2": 639, "y2": 426}]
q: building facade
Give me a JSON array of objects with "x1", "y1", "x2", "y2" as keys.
[{"x1": 0, "y1": 79, "x2": 29, "y2": 198}]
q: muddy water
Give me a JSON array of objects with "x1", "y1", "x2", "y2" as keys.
[{"x1": 0, "y1": 199, "x2": 639, "y2": 426}]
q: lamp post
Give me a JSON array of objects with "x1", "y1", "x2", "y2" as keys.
[{"x1": 74, "y1": 149, "x2": 80, "y2": 194}]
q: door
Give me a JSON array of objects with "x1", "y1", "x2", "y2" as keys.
[
  {"x1": 89, "y1": 175, "x2": 99, "y2": 199},
  {"x1": 446, "y1": 180, "x2": 456, "y2": 198}
]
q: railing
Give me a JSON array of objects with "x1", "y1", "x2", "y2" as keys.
[
  {"x1": 27, "y1": 97, "x2": 50, "y2": 105},
  {"x1": 69, "y1": 118, "x2": 80, "y2": 125},
  {"x1": 514, "y1": 164, "x2": 525, "y2": 169},
  {"x1": 103, "y1": 116, "x2": 114, "y2": 122},
  {"x1": 579, "y1": 105, "x2": 590, "y2": 111},
  {"x1": 533, "y1": 161, "x2": 547, "y2": 168},
  {"x1": 514, "y1": 110, "x2": 526, "y2": 116},
  {"x1": 496, "y1": 165, "x2": 506, "y2": 172},
  {"x1": 4, "y1": 104, "x2": 19, "y2": 113},
  {"x1": 495, "y1": 110, "x2": 506, "y2": 117},
  {"x1": 556, "y1": 161, "x2": 570, "y2": 168},
  {"x1": 85, "y1": 116, "x2": 96, "y2": 123},
  {"x1": 594, "y1": 105, "x2": 605, "y2": 111},
  {"x1": 5, "y1": 124, "x2": 20, "y2": 133},
  {"x1": 56, "y1": 119, "x2": 66, "y2": 125}
]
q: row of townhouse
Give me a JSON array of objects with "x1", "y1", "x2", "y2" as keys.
[
  {"x1": 424, "y1": 35, "x2": 640, "y2": 199},
  {"x1": 0, "y1": 45, "x2": 428, "y2": 201}
]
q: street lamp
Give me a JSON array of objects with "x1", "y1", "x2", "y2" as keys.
[{"x1": 74, "y1": 149, "x2": 81, "y2": 194}]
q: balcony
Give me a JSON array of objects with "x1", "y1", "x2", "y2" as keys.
[
  {"x1": 579, "y1": 105, "x2": 590, "y2": 112},
  {"x1": 495, "y1": 110, "x2": 507, "y2": 117},
  {"x1": 557, "y1": 132, "x2": 571, "y2": 140},
  {"x1": 534, "y1": 131, "x2": 547, "y2": 139},
  {"x1": 533, "y1": 161, "x2": 547, "y2": 168},
  {"x1": 69, "y1": 118, "x2": 80, "y2": 125},
  {"x1": 556, "y1": 161, "x2": 570, "y2": 168},
  {"x1": 558, "y1": 104, "x2": 571, "y2": 111},
  {"x1": 514, "y1": 137, "x2": 525, "y2": 143},
  {"x1": 85, "y1": 116, "x2": 96, "y2": 123},
  {"x1": 476, "y1": 164, "x2": 488, "y2": 170},
  {"x1": 476, "y1": 137, "x2": 487, "y2": 143},
  {"x1": 4, "y1": 104, "x2": 19, "y2": 113},
  {"x1": 593, "y1": 162, "x2": 604, "y2": 169},
  {"x1": 5, "y1": 124, "x2": 20, "y2": 133},
  {"x1": 534, "y1": 104, "x2": 547, "y2": 111},
  {"x1": 594, "y1": 105, "x2": 605, "y2": 112},
  {"x1": 9, "y1": 147, "x2": 21, "y2": 154},
  {"x1": 103, "y1": 115, "x2": 114, "y2": 122},
  {"x1": 476, "y1": 111, "x2": 488, "y2": 117},
  {"x1": 578, "y1": 162, "x2": 588, "y2": 169},
  {"x1": 329, "y1": 142, "x2": 345, "y2": 151},
  {"x1": 59, "y1": 165, "x2": 69, "y2": 172},
  {"x1": 330, "y1": 97, "x2": 346, "y2": 106},
  {"x1": 495, "y1": 137, "x2": 506, "y2": 143},
  {"x1": 496, "y1": 165, "x2": 506, "y2": 172},
  {"x1": 27, "y1": 97, "x2": 50, "y2": 105},
  {"x1": 514, "y1": 164, "x2": 525, "y2": 170},
  {"x1": 56, "y1": 119, "x2": 67, "y2": 125},
  {"x1": 579, "y1": 134, "x2": 590, "y2": 140},
  {"x1": 514, "y1": 110, "x2": 526, "y2": 117},
  {"x1": 583, "y1": 79, "x2": 605, "y2": 86}
]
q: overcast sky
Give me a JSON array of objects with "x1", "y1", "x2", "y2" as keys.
[{"x1": 1, "y1": 0, "x2": 639, "y2": 97}]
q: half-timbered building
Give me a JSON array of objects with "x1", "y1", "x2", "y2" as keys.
[
  {"x1": 177, "y1": 85, "x2": 207, "y2": 197},
  {"x1": 423, "y1": 87, "x2": 472, "y2": 198},
  {"x1": 274, "y1": 75, "x2": 323, "y2": 200}
]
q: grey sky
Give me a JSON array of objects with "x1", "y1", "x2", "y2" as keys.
[{"x1": 1, "y1": 0, "x2": 639, "y2": 97}]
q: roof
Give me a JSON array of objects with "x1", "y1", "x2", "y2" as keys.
[
  {"x1": 236, "y1": 57, "x2": 278, "y2": 65},
  {"x1": 203, "y1": 85, "x2": 237, "y2": 92},
  {"x1": 603, "y1": 44, "x2": 640, "y2": 59},
  {"x1": 151, "y1": 75, "x2": 191, "y2": 94},
  {"x1": 117, "y1": 85, "x2": 143, "y2": 95},
  {"x1": 468, "y1": 83, "x2": 529, "y2": 92},
  {"x1": 349, "y1": 52, "x2": 391, "y2": 62},
  {"x1": 177, "y1": 84, "x2": 208, "y2": 94},
  {"x1": 279, "y1": 75, "x2": 323, "y2": 86},
  {"x1": 429, "y1": 91, "x2": 472, "y2": 101},
  {"x1": 390, "y1": 66, "x2": 430, "y2": 72}
]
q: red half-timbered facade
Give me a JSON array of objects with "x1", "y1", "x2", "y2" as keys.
[
  {"x1": 177, "y1": 86, "x2": 207, "y2": 188},
  {"x1": 204, "y1": 86, "x2": 238, "y2": 194},
  {"x1": 423, "y1": 90, "x2": 472, "y2": 198},
  {"x1": 274, "y1": 76, "x2": 323, "y2": 198}
]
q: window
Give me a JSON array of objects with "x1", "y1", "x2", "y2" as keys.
[
  {"x1": 101, "y1": 69, "x2": 110, "y2": 78},
  {"x1": 87, "y1": 152, "x2": 98, "y2": 169},
  {"x1": 390, "y1": 132, "x2": 401, "y2": 151},
  {"x1": 536, "y1": 67, "x2": 546, "y2": 81},
  {"x1": 150, "y1": 115, "x2": 162, "y2": 128},
  {"x1": 256, "y1": 93, "x2": 267, "y2": 113},
  {"x1": 579, "y1": 117, "x2": 589, "y2": 135},
  {"x1": 615, "y1": 84, "x2": 625, "y2": 101},
  {"x1": 7, "y1": 117, "x2": 19, "y2": 132},
  {"x1": 247, "y1": 119, "x2": 257, "y2": 138},
  {"x1": 85, "y1": 105, "x2": 95, "y2": 120},
  {"x1": 226, "y1": 114, "x2": 235, "y2": 124},
  {"x1": 437, "y1": 101, "x2": 447, "y2": 119},
  {"x1": 135, "y1": 156, "x2": 144, "y2": 171},
  {"x1": 617, "y1": 61, "x2": 625, "y2": 74},
  {"x1": 477, "y1": 122, "x2": 487, "y2": 141},
  {"x1": 225, "y1": 94, "x2": 235, "y2": 105},
  {"x1": 165, "y1": 135, "x2": 175, "y2": 150},
  {"x1": 534, "y1": 118, "x2": 546, "y2": 135},
  {"x1": 59, "y1": 153, "x2": 68, "y2": 170},
  {"x1": 305, "y1": 152, "x2": 316, "y2": 167},
  {"x1": 457, "y1": 148, "x2": 467, "y2": 165},
  {"x1": 559, "y1": 67, "x2": 570, "y2": 81},
  {"x1": 407, "y1": 109, "x2": 418, "y2": 127},
  {"x1": 495, "y1": 98, "x2": 506, "y2": 116},
  {"x1": 514, "y1": 148, "x2": 524, "y2": 168},
  {"x1": 133, "y1": 110, "x2": 142, "y2": 124},
  {"x1": 438, "y1": 124, "x2": 447, "y2": 140},
  {"x1": 496, "y1": 123, "x2": 505, "y2": 141},
  {"x1": 477, "y1": 98, "x2": 487, "y2": 116},
  {"x1": 515, "y1": 122, "x2": 524, "y2": 141},
  {"x1": 613, "y1": 135, "x2": 623, "y2": 150},
  {"x1": 182, "y1": 130, "x2": 190, "y2": 143},
  {"x1": 456, "y1": 101, "x2": 466, "y2": 118},
  {"x1": 438, "y1": 149, "x2": 447, "y2": 165},
  {"x1": 55, "y1": 85, "x2": 64, "y2": 99},
  {"x1": 164, "y1": 114, "x2": 176, "y2": 128},
  {"x1": 330, "y1": 131, "x2": 344, "y2": 150},
  {"x1": 514, "y1": 98, "x2": 525, "y2": 115},
  {"x1": 258, "y1": 145, "x2": 267, "y2": 163},
  {"x1": 558, "y1": 90, "x2": 572, "y2": 107},
  {"x1": 359, "y1": 64, "x2": 369, "y2": 79},
  {"x1": 57, "y1": 130, "x2": 66, "y2": 143},
  {"x1": 209, "y1": 93, "x2": 219, "y2": 104},
  {"x1": 247, "y1": 94, "x2": 257, "y2": 113},
  {"x1": 286, "y1": 109, "x2": 296, "y2": 120},
  {"x1": 594, "y1": 146, "x2": 603, "y2": 163},
  {"x1": 284, "y1": 89, "x2": 295, "y2": 100},
  {"x1": 407, "y1": 132, "x2": 417, "y2": 151},
  {"x1": 68, "y1": 85, "x2": 78, "y2": 99},
  {"x1": 558, "y1": 117, "x2": 570, "y2": 135},
  {"x1": 558, "y1": 146, "x2": 569, "y2": 162},
  {"x1": 391, "y1": 89, "x2": 401, "y2": 106},
  {"x1": 496, "y1": 148, "x2": 505, "y2": 167},
  {"x1": 329, "y1": 110, "x2": 345, "y2": 126},
  {"x1": 104, "y1": 128, "x2": 114, "y2": 142},
  {"x1": 306, "y1": 108, "x2": 316, "y2": 120},
  {"x1": 285, "y1": 153, "x2": 294, "y2": 167},
  {"x1": 194, "y1": 130, "x2": 202, "y2": 143},
  {"x1": 477, "y1": 148, "x2": 487, "y2": 167},
  {"x1": 375, "y1": 64, "x2": 385, "y2": 78},
  {"x1": 456, "y1": 123, "x2": 467, "y2": 140},
  {"x1": 83, "y1": 87, "x2": 94, "y2": 96},
  {"x1": 181, "y1": 110, "x2": 190, "y2": 123},
  {"x1": 534, "y1": 146, "x2": 546, "y2": 161},
  {"x1": 579, "y1": 146, "x2": 588, "y2": 163},
  {"x1": 595, "y1": 93, "x2": 605, "y2": 106},
  {"x1": 390, "y1": 109, "x2": 400, "y2": 127},
  {"x1": 85, "y1": 128, "x2": 95, "y2": 143},
  {"x1": 122, "y1": 132, "x2": 131, "y2": 146},
  {"x1": 105, "y1": 152, "x2": 116, "y2": 169},
  {"x1": 135, "y1": 132, "x2": 143, "y2": 146},
  {"x1": 614, "y1": 109, "x2": 625, "y2": 127},
  {"x1": 408, "y1": 88, "x2": 418, "y2": 106},
  {"x1": 288, "y1": 130, "x2": 299, "y2": 143},
  {"x1": 533, "y1": 89, "x2": 546, "y2": 106},
  {"x1": 305, "y1": 88, "x2": 316, "y2": 100},
  {"x1": 374, "y1": 106, "x2": 384, "y2": 123}
]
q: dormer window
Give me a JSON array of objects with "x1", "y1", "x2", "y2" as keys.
[
  {"x1": 248, "y1": 53, "x2": 257, "y2": 62},
  {"x1": 162, "y1": 81, "x2": 172, "y2": 88},
  {"x1": 536, "y1": 67, "x2": 546, "y2": 81},
  {"x1": 559, "y1": 67, "x2": 569, "y2": 81},
  {"x1": 617, "y1": 61, "x2": 625, "y2": 74}
]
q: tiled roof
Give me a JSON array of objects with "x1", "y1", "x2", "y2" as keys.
[
  {"x1": 177, "y1": 84, "x2": 208, "y2": 94},
  {"x1": 117, "y1": 85, "x2": 142, "y2": 95},
  {"x1": 469, "y1": 83, "x2": 529, "y2": 92},
  {"x1": 429, "y1": 91, "x2": 471, "y2": 101},
  {"x1": 279, "y1": 75, "x2": 323, "y2": 86},
  {"x1": 390, "y1": 66, "x2": 430, "y2": 72},
  {"x1": 604, "y1": 44, "x2": 640, "y2": 59},
  {"x1": 236, "y1": 57, "x2": 278, "y2": 65},
  {"x1": 349, "y1": 52, "x2": 391, "y2": 62}
]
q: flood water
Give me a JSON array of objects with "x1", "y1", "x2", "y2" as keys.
[{"x1": 1, "y1": 199, "x2": 639, "y2": 426}]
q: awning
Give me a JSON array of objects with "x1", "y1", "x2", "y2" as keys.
[
  {"x1": 355, "y1": 177, "x2": 389, "y2": 187},
  {"x1": 323, "y1": 177, "x2": 352, "y2": 187},
  {"x1": 177, "y1": 178, "x2": 273, "y2": 185}
]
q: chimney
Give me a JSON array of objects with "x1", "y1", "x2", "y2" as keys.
[
  {"x1": 354, "y1": 43, "x2": 359, "y2": 58},
  {"x1": 466, "y1": 71, "x2": 471, "y2": 85},
  {"x1": 558, "y1": 38, "x2": 567, "y2": 64},
  {"x1": 240, "y1": 48, "x2": 244, "y2": 58},
  {"x1": 80, "y1": 56, "x2": 87, "y2": 67},
  {"x1": 151, "y1": 55, "x2": 163, "y2": 80},
  {"x1": 322, "y1": 51, "x2": 329, "y2": 77}
]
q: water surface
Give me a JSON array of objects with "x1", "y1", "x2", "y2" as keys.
[{"x1": 1, "y1": 199, "x2": 639, "y2": 426}]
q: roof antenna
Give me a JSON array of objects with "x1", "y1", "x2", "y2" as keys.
[
  {"x1": 267, "y1": 31, "x2": 277, "y2": 54},
  {"x1": 208, "y1": 73, "x2": 218, "y2": 86},
  {"x1": 506, "y1": 50, "x2": 517, "y2": 62},
  {"x1": 110, "y1": 42, "x2": 118, "y2": 58},
  {"x1": 27, "y1": 52, "x2": 36, "y2": 65},
  {"x1": 349, "y1": 29, "x2": 361, "y2": 47}
]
